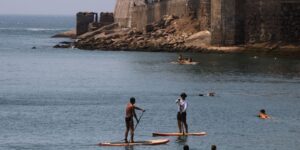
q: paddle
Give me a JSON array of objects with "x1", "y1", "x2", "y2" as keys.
[
  {"x1": 134, "y1": 111, "x2": 145, "y2": 130},
  {"x1": 181, "y1": 121, "x2": 185, "y2": 135}
]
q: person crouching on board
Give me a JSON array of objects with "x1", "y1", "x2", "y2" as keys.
[
  {"x1": 178, "y1": 54, "x2": 184, "y2": 62},
  {"x1": 258, "y1": 109, "x2": 270, "y2": 119},
  {"x1": 176, "y1": 93, "x2": 188, "y2": 134},
  {"x1": 125, "y1": 97, "x2": 145, "y2": 143}
]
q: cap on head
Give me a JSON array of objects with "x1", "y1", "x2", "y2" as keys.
[
  {"x1": 260, "y1": 109, "x2": 266, "y2": 114},
  {"x1": 130, "y1": 97, "x2": 136, "y2": 104},
  {"x1": 211, "y1": 145, "x2": 217, "y2": 150},
  {"x1": 180, "y1": 92, "x2": 187, "y2": 99},
  {"x1": 183, "y1": 145, "x2": 189, "y2": 150}
]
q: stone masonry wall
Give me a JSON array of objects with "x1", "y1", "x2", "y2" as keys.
[
  {"x1": 245, "y1": 0, "x2": 300, "y2": 44},
  {"x1": 130, "y1": 0, "x2": 188, "y2": 30},
  {"x1": 211, "y1": 0, "x2": 242, "y2": 45},
  {"x1": 100, "y1": 12, "x2": 114, "y2": 26},
  {"x1": 76, "y1": 12, "x2": 97, "y2": 36},
  {"x1": 130, "y1": 0, "x2": 211, "y2": 31},
  {"x1": 280, "y1": 1, "x2": 300, "y2": 43},
  {"x1": 114, "y1": 0, "x2": 131, "y2": 27},
  {"x1": 245, "y1": 0, "x2": 281, "y2": 44},
  {"x1": 211, "y1": 0, "x2": 300, "y2": 45},
  {"x1": 114, "y1": 0, "x2": 300, "y2": 46},
  {"x1": 188, "y1": 0, "x2": 211, "y2": 30},
  {"x1": 114, "y1": 0, "x2": 147, "y2": 27}
]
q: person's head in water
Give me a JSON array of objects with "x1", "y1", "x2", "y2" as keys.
[
  {"x1": 183, "y1": 145, "x2": 189, "y2": 150},
  {"x1": 130, "y1": 97, "x2": 136, "y2": 104},
  {"x1": 180, "y1": 93, "x2": 187, "y2": 100},
  {"x1": 260, "y1": 109, "x2": 266, "y2": 114},
  {"x1": 259, "y1": 109, "x2": 270, "y2": 119}
]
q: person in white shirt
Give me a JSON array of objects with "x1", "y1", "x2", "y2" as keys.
[{"x1": 176, "y1": 93, "x2": 188, "y2": 133}]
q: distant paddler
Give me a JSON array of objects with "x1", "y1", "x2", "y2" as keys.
[
  {"x1": 124, "y1": 97, "x2": 145, "y2": 143},
  {"x1": 176, "y1": 93, "x2": 188, "y2": 134},
  {"x1": 178, "y1": 54, "x2": 184, "y2": 62},
  {"x1": 176, "y1": 54, "x2": 198, "y2": 65}
]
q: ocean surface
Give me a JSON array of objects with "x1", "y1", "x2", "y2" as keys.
[{"x1": 0, "y1": 15, "x2": 300, "y2": 150}]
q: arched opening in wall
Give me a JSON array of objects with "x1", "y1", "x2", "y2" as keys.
[{"x1": 280, "y1": 2, "x2": 300, "y2": 43}]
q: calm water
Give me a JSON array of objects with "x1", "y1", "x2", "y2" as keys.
[{"x1": 0, "y1": 15, "x2": 300, "y2": 150}]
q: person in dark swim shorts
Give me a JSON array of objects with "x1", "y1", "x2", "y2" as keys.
[{"x1": 124, "y1": 97, "x2": 145, "y2": 143}]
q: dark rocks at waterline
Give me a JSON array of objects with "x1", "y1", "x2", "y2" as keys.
[
  {"x1": 53, "y1": 44, "x2": 71, "y2": 49},
  {"x1": 53, "y1": 41, "x2": 73, "y2": 49}
]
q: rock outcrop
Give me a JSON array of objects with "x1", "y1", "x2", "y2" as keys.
[
  {"x1": 75, "y1": 16, "x2": 216, "y2": 52},
  {"x1": 73, "y1": 14, "x2": 300, "y2": 56}
]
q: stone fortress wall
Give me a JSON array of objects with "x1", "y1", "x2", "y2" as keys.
[
  {"x1": 245, "y1": 0, "x2": 300, "y2": 44},
  {"x1": 115, "y1": 0, "x2": 210, "y2": 30},
  {"x1": 114, "y1": 0, "x2": 300, "y2": 46}
]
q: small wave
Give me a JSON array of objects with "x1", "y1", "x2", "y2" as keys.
[
  {"x1": 27, "y1": 28, "x2": 65, "y2": 31},
  {"x1": 0, "y1": 27, "x2": 67, "y2": 31}
]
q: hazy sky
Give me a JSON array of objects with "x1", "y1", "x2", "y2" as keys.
[{"x1": 0, "y1": 0, "x2": 116, "y2": 15}]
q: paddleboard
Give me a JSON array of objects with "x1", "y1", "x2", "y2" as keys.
[
  {"x1": 152, "y1": 132, "x2": 207, "y2": 137},
  {"x1": 171, "y1": 61, "x2": 199, "y2": 65},
  {"x1": 98, "y1": 139, "x2": 169, "y2": 146}
]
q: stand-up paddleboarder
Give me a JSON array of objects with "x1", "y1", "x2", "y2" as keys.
[
  {"x1": 124, "y1": 97, "x2": 145, "y2": 143},
  {"x1": 176, "y1": 93, "x2": 188, "y2": 134}
]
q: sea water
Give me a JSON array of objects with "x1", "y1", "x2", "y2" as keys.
[{"x1": 0, "y1": 15, "x2": 300, "y2": 150}]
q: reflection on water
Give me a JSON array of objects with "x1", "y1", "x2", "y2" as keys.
[
  {"x1": 125, "y1": 145, "x2": 134, "y2": 150},
  {"x1": 176, "y1": 136, "x2": 188, "y2": 144}
]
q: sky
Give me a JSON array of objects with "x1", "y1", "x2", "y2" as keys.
[{"x1": 0, "y1": 0, "x2": 116, "y2": 16}]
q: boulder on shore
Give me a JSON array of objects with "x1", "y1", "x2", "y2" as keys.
[{"x1": 185, "y1": 30, "x2": 211, "y2": 47}]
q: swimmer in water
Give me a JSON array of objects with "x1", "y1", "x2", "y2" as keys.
[{"x1": 258, "y1": 109, "x2": 270, "y2": 119}]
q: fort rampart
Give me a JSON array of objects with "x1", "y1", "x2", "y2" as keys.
[{"x1": 114, "y1": 0, "x2": 300, "y2": 46}]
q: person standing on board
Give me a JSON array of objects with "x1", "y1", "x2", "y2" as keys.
[
  {"x1": 124, "y1": 97, "x2": 145, "y2": 143},
  {"x1": 176, "y1": 93, "x2": 188, "y2": 133}
]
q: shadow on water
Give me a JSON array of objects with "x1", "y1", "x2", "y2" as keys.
[
  {"x1": 176, "y1": 136, "x2": 188, "y2": 145},
  {"x1": 125, "y1": 145, "x2": 134, "y2": 150}
]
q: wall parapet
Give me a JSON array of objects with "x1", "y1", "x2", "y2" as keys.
[{"x1": 76, "y1": 12, "x2": 114, "y2": 36}]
